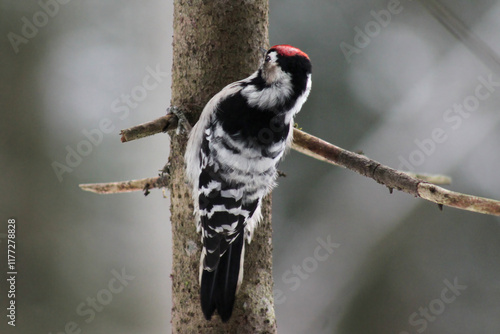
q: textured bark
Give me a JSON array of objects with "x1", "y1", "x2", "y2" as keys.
[{"x1": 168, "y1": 1, "x2": 276, "y2": 333}]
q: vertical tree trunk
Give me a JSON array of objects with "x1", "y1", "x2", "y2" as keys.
[{"x1": 168, "y1": 1, "x2": 277, "y2": 332}]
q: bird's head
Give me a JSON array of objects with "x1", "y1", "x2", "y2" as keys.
[{"x1": 260, "y1": 44, "x2": 311, "y2": 86}]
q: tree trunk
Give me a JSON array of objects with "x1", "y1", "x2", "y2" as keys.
[{"x1": 168, "y1": 1, "x2": 276, "y2": 333}]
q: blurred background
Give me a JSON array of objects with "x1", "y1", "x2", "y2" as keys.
[{"x1": 1, "y1": 0, "x2": 499, "y2": 333}]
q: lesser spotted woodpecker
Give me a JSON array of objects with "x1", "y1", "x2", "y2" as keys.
[{"x1": 185, "y1": 45, "x2": 312, "y2": 321}]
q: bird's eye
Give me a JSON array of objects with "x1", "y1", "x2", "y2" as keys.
[{"x1": 265, "y1": 55, "x2": 271, "y2": 62}]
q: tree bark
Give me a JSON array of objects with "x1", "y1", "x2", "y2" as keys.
[{"x1": 169, "y1": 1, "x2": 276, "y2": 333}]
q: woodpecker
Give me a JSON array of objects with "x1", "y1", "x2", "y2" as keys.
[{"x1": 185, "y1": 44, "x2": 312, "y2": 321}]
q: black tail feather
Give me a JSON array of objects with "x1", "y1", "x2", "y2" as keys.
[{"x1": 200, "y1": 233, "x2": 244, "y2": 322}]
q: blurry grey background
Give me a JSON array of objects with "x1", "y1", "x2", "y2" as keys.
[{"x1": 1, "y1": 1, "x2": 499, "y2": 333}]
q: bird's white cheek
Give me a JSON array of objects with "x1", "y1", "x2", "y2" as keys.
[{"x1": 263, "y1": 64, "x2": 278, "y2": 84}]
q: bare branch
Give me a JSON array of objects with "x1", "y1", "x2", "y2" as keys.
[
  {"x1": 292, "y1": 129, "x2": 500, "y2": 216},
  {"x1": 79, "y1": 175, "x2": 169, "y2": 194},
  {"x1": 120, "y1": 113, "x2": 177, "y2": 143},
  {"x1": 418, "y1": 183, "x2": 500, "y2": 216}
]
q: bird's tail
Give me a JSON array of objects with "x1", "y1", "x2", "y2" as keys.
[{"x1": 200, "y1": 232, "x2": 245, "y2": 322}]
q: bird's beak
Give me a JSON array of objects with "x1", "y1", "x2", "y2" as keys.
[{"x1": 259, "y1": 47, "x2": 267, "y2": 58}]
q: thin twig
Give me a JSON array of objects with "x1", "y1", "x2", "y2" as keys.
[
  {"x1": 120, "y1": 113, "x2": 178, "y2": 143},
  {"x1": 79, "y1": 175, "x2": 169, "y2": 194},
  {"x1": 418, "y1": 183, "x2": 500, "y2": 216}
]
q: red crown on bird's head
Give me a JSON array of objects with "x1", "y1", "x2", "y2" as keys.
[{"x1": 270, "y1": 44, "x2": 309, "y2": 60}]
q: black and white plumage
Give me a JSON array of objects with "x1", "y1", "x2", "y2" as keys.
[{"x1": 185, "y1": 45, "x2": 312, "y2": 322}]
